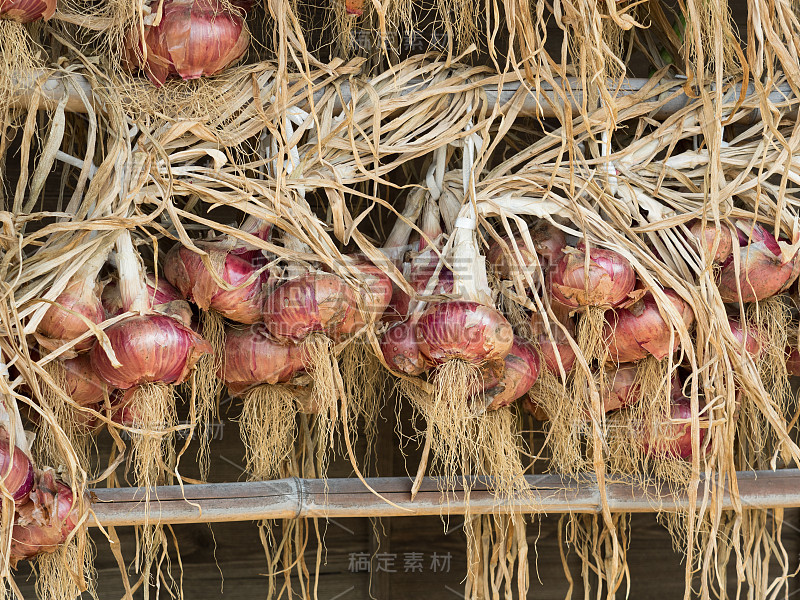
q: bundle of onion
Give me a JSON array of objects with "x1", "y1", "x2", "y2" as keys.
[
  {"x1": 90, "y1": 232, "x2": 212, "y2": 490},
  {"x1": 221, "y1": 325, "x2": 305, "y2": 480},
  {"x1": 123, "y1": 0, "x2": 250, "y2": 87},
  {"x1": 551, "y1": 244, "x2": 636, "y2": 362},
  {"x1": 165, "y1": 219, "x2": 272, "y2": 474},
  {"x1": 717, "y1": 222, "x2": 797, "y2": 419},
  {"x1": 409, "y1": 190, "x2": 516, "y2": 492},
  {"x1": 34, "y1": 245, "x2": 113, "y2": 470},
  {"x1": 263, "y1": 269, "x2": 359, "y2": 471}
]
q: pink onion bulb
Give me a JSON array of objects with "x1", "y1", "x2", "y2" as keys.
[
  {"x1": 60, "y1": 353, "x2": 113, "y2": 407},
  {"x1": 90, "y1": 315, "x2": 213, "y2": 389},
  {"x1": 221, "y1": 325, "x2": 301, "y2": 395},
  {"x1": 165, "y1": 244, "x2": 267, "y2": 324},
  {"x1": 36, "y1": 278, "x2": 105, "y2": 354},
  {"x1": 531, "y1": 311, "x2": 577, "y2": 374},
  {"x1": 600, "y1": 364, "x2": 639, "y2": 412},
  {"x1": 416, "y1": 301, "x2": 514, "y2": 365},
  {"x1": 487, "y1": 223, "x2": 567, "y2": 279},
  {"x1": 483, "y1": 337, "x2": 541, "y2": 410},
  {"x1": 728, "y1": 318, "x2": 763, "y2": 359},
  {"x1": 603, "y1": 289, "x2": 695, "y2": 363},
  {"x1": 124, "y1": 0, "x2": 250, "y2": 87},
  {"x1": 11, "y1": 472, "x2": 81, "y2": 565},
  {"x1": 641, "y1": 396, "x2": 706, "y2": 460},
  {"x1": 349, "y1": 260, "x2": 394, "y2": 325},
  {"x1": 380, "y1": 320, "x2": 428, "y2": 376},
  {"x1": 0, "y1": 429, "x2": 34, "y2": 504},
  {"x1": 717, "y1": 222, "x2": 800, "y2": 302},
  {"x1": 0, "y1": 0, "x2": 55, "y2": 22},
  {"x1": 688, "y1": 220, "x2": 733, "y2": 263},
  {"x1": 263, "y1": 273, "x2": 359, "y2": 342},
  {"x1": 551, "y1": 246, "x2": 636, "y2": 308}
]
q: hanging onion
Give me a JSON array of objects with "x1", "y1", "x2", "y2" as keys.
[
  {"x1": 380, "y1": 319, "x2": 428, "y2": 376},
  {"x1": 416, "y1": 300, "x2": 513, "y2": 366},
  {"x1": 36, "y1": 271, "x2": 106, "y2": 355},
  {"x1": 0, "y1": 0, "x2": 55, "y2": 22},
  {"x1": 600, "y1": 364, "x2": 639, "y2": 412},
  {"x1": 264, "y1": 273, "x2": 359, "y2": 342},
  {"x1": 90, "y1": 314, "x2": 212, "y2": 389},
  {"x1": 0, "y1": 428, "x2": 34, "y2": 505},
  {"x1": 165, "y1": 243, "x2": 268, "y2": 325},
  {"x1": 551, "y1": 245, "x2": 636, "y2": 308},
  {"x1": 603, "y1": 289, "x2": 695, "y2": 363},
  {"x1": 482, "y1": 337, "x2": 540, "y2": 410},
  {"x1": 531, "y1": 310, "x2": 578, "y2": 374},
  {"x1": 728, "y1": 318, "x2": 763, "y2": 359},
  {"x1": 787, "y1": 347, "x2": 800, "y2": 376},
  {"x1": 641, "y1": 395, "x2": 706, "y2": 460},
  {"x1": 688, "y1": 220, "x2": 733, "y2": 263},
  {"x1": 221, "y1": 325, "x2": 301, "y2": 395},
  {"x1": 717, "y1": 222, "x2": 800, "y2": 303},
  {"x1": 124, "y1": 0, "x2": 250, "y2": 87},
  {"x1": 10, "y1": 471, "x2": 82, "y2": 566}
]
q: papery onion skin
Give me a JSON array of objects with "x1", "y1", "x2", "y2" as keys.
[
  {"x1": 551, "y1": 246, "x2": 636, "y2": 308},
  {"x1": 165, "y1": 244, "x2": 266, "y2": 324},
  {"x1": 36, "y1": 279, "x2": 105, "y2": 353},
  {"x1": 60, "y1": 354, "x2": 113, "y2": 407},
  {"x1": 642, "y1": 396, "x2": 706, "y2": 460},
  {"x1": 349, "y1": 260, "x2": 394, "y2": 325},
  {"x1": 0, "y1": 0, "x2": 55, "y2": 23},
  {"x1": 10, "y1": 471, "x2": 82, "y2": 565},
  {"x1": 0, "y1": 429, "x2": 34, "y2": 504},
  {"x1": 603, "y1": 289, "x2": 695, "y2": 363},
  {"x1": 484, "y1": 338, "x2": 541, "y2": 410},
  {"x1": 717, "y1": 223, "x2": 800, "y2": 302},
  {"x1": 221, "y1": 325, "x2": 300, "y2": 395},
  {"x1": 380, "y1": 320, "x2": 428, "y2": 376},
  {"x1": 124, "y1": 0, "x2": 250, "y2": 87},
  {"x1": 264, "y1": 273, "x2": 359, "y2": 342},
  {"x1": 103, "y1": 274, "x2": 183, "y2": 316},
  {"x1": 688, "y1": 220, "x2": 733, "y2": 263},
  {"x1": 600, "y1": 364, "x2": 639, "y2": 412},
  {"x1": 416, "y1": 301, "x2": 514, "y2": 365},
  {"x1": 487, "y1": 224, "x2": 566, "y2": 279},
  {"x1": 531, "y1": 311, "x2": 577, "y2": 374},
  {"x1": 90, "y1": 315, "x2": 213, "y2": 389},
  {"x1": 728, "y1": 318, "x2": 763, "y2": 358}
]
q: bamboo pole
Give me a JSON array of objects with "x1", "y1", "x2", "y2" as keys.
[
  {"x1": 13, "y1": 72, "x2": 797, "y2": 120},
  {"x1": 87, "y1": 470, "x2": 800, "y2": 527}
]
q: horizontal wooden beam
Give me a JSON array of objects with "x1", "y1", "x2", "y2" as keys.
[
  {"x1": 87, "y1": 470, "x2": 800, "y2": 526},
  {"x1": 13, "y1": 71, "x2": 797, "y2": 120}
]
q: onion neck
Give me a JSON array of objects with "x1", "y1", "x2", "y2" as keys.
[
  {"x1": 419, "y1": 197, "x2": 442, "y2": 252},
  {"x1": 283, "y1": 232, "x2": 312, "y2": 280},
  {"x1": 450, "y1": 200, "x2": 491, "y2": 305},
  {"x1": 116, "y1": 230, "x2": 149, "y2": 313},
  {"x1": 383, "y1": 188, "x2": 425, "y2": 258}
]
